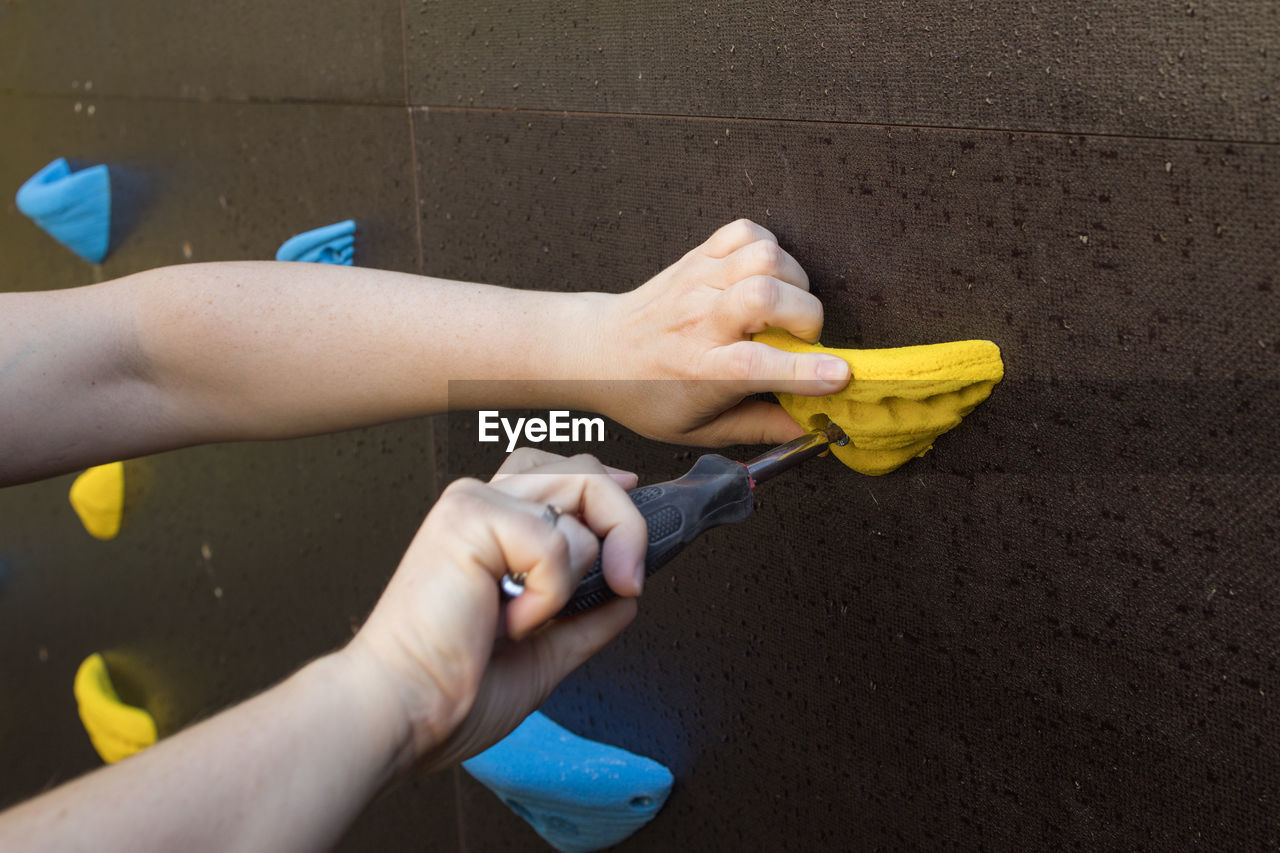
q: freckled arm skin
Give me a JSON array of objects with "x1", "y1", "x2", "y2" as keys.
[
  {"x1": 0, "y1": 263, "x2": 600, "y2": 485},
  {"x1": 0, "y1": 221, "x2": 851, "y2": 486}
]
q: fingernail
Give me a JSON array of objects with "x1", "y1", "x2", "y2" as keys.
[
  {"x1": 632, "y1": 561, "x2": 646, "y2": 594},
  {"x1": 818, "y1": 357, "x2": 849, "y2": 383}
]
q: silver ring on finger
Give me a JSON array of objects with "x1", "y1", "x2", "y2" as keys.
[
  {"x1": 501, "y1": 504, "x2": 565, "y2": 599},
  {"x1": 501, "y1": 572, "x2": 527, "y2": 598}
]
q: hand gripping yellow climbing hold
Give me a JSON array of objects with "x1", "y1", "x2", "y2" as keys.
[
  {"x1": 73, "y1": 653, "x2": 157, "y2": 763},
  {"x1": 68, "y1": 461, "x2": 124, "y2": 540},
  {"x1": 754, "y1": 328, "x2": 1004, "y2": 475}
]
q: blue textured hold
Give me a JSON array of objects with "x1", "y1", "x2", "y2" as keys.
[
  {"x1": 15, "y1": 159, "x2": 112, "y2": 263},
  {"x1": 463, "y1": 712, "x2": 673, "y2": 853},
  {"x1": 275, "y1": 220, "x2": 355, "y2": 264}
]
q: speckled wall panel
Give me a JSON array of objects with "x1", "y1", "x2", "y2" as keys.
[
  {"x1": 0, "y1": 95, "x2": 420, "y2": 288},
  {"x1": 0, "y1": 1, "x2": 405, "y2": 104},
  {"x1": 2, "y1": 1, "x2": 1277, "y2": 849},
  {"x1": 408, "y1": 1, "x2": 1279, "y2": 142},
  {"x1": 418, "y1": 110, "x2": 1279, "y2": 848},
  {"x1": 0, "y1": 95, "x2": 454, "y2": 849},
  {"x1": 414, "y1": 109, "x2": 1276, "y2": 380}
]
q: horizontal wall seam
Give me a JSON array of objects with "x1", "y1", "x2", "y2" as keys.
[
  {"x1": 1, "y1": 87, "x2": 1272, "y2": 147},
  {"x1": 0, "y1": 88, "x2": 405, "y2": 109},
  {"x1": 413, "y1": 103, "x2": 1280, "y2": 148}
]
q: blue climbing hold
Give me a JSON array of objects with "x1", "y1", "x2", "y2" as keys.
[
  {"x1": 275, "y1": 220, "x2": 355, "y2": 265},
  {"x1": 463, "y1": 711, "x2": 673, "y2": 853},
  {"x1": 15, "y1": 159, "x2": 112, "y2": 263}
]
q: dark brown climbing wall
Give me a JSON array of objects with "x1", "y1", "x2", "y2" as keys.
[{"x1": 1, "y1": 2, "x2": 1276, "y2": 851}]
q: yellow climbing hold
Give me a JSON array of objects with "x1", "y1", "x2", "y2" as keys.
[
  {"x1": 754, "y1": 328, "x2": 1004, "y2": 476},
  {"x1": 73, "y1": 653, "x2": 157, "y2": 763},
  {"x1": 68, "y1": 461, "x2": 124, "y2": 540}
]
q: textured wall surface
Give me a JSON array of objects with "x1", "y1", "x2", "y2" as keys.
[{"x1": 1, "y1": 1, "x2": 1277, "y2": 850}]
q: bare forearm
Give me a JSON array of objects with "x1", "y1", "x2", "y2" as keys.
[
  {"x1": 1, "y1": 220, "x2": 848, "y2": 484},
  {"x1": 135, "y1": 262, "x2": 603, "y2": 439},
  {"x1": 0, "y1": 262, "x2": 603, "y2": 483},
  {"x1": 0, "y1": 651, "x2": 409, "y2": 853}
]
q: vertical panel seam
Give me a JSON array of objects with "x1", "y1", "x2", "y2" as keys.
[
  {"x1": 407, "y1": 107, "x2": 425, "y2": 275},
  {"x1": 396, "y1": 0, "x2": 410, "y2": 108},
  {"x1": 395, "y1": 0, "x2": 425, "y2": 274}
]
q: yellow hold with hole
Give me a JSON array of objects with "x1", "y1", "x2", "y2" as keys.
[{"x1": 753, "y1": 328, "x2": 1004, "y2": 475}]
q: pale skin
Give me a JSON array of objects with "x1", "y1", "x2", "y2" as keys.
[
  {"x1": 0, "y1": 218, "x2": 849, "y2": 486},
  {"x1": 0, "y1": 220, "x2": 847, "y2": 850}
]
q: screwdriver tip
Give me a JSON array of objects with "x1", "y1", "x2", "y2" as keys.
[{"x1": 823, "y1": 421, "x2": 849, "y2": 447}]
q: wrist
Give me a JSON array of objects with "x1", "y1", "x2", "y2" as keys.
[
  {"x1": 308, "y1": 644, "x2": 419, "y2": 784},
  {"x1": 537, "y1": 290, "x2": 624, "y2": 413},
  {"x1": 546, "y1": 290, "x2": 615, "y2": 379}
]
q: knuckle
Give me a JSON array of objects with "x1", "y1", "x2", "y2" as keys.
[
  {"x1": 505, "y1": 446, "x2": 539, "y2": 466},
  {"x1": 728, "y1": 218, "x2": 759, "y2": 242},
  {"x1": 434, "y1": 478, "x2": 487, "y2": 520},
  {"x1": 749, "y1": 239, "x2": 783, "y2": 271},
  {"x1": 732, "y1": 218, "x2": 773, "y2": 241},
  {"x1": 569, "y1": 452, "x2": 604, "y2": 471},
  {"x1": 737, "y1": 276, "x2": 780, "y2": 315},
  {"x1": 441, "y1": 477, "x2": 484, "y2": 502}
]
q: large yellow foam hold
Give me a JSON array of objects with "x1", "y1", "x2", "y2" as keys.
[
  {"x1": 74, "y1": 653, "x2": 157, "y2": 763},
  {"x1": 68, "y1": 461, "x2": 124, "y2": 540},
  {"x1": 753, "y1": 328, "x2": 1004, "y2": 475}
]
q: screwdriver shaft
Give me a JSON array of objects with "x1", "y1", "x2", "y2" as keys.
[{"x1": 745, "y1": 421, "x2": 848, "y2": 486}]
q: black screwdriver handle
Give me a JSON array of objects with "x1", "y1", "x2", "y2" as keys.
[{"x1": 556, "y1": 454, "x2": 756, "y2": 617}]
